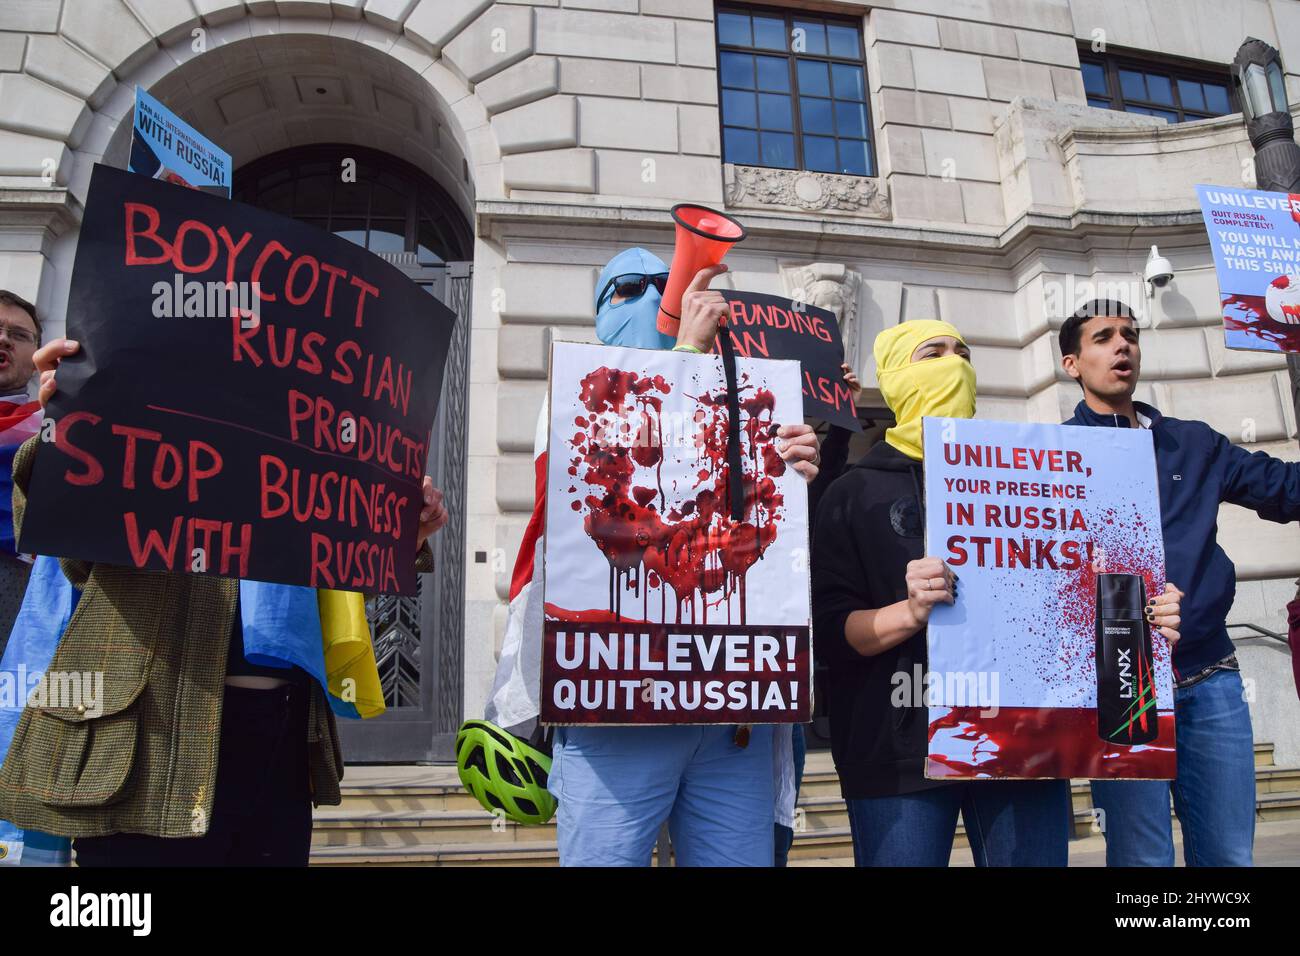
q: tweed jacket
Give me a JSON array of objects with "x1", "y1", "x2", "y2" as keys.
[{"x1": 0, "y1": 435, "x2": 432, "y2": 839}]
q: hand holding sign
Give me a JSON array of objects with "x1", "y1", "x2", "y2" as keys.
[
  {"x1": 674, "y1": 264, "x2": 730, "y2": 353},
  {"x1": 1147, "y1": 581, "x2": 1183, "y2": 645},
  {"x1": 905, "y1": 556, "x2": 956, "y2": 627},
  {"x1": 776, "y1": 422, "x2": 819, "y2": 483},
  {"x1": 417, "y1": 477, "x2": 448, "y2": 552},
  {"x1": 34, "y1": 338, "x2": 80, "y2": 409}
]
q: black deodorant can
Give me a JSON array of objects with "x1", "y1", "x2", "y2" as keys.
[{"x1": 1095, "y1": 573, "x2": 1158, "y2": 745}]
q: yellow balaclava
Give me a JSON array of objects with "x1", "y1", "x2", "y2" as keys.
[{"x1": 874, "y1": 319, "x2": 976, "y2": 461}]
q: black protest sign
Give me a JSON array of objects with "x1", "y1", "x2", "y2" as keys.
[
  {"x1": 716, "y1": 290, "x2": 861, "y2": 431},
  {"x1": 19, "y1": 164, "x2": 454, "y2": 594}
]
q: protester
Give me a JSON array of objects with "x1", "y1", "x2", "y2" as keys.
[
  {"x1": 1062, "y1": 299, "x2": 1300, "y2": 867},
  {"x1": 775, "y1": 362, "x2": 860, "y2": 866},
  {"x1": 812, "y1": 319, "x2": 1184, "y2": 866},
  {"x1": 0, "y1": 291, "x2": 42, "y2": 659},
  {"x1": 484, "y1": 247, "x2": 821, "y2": 866},
  {"x1": 0, "y1": 337, "x2": 449, "y2": 866}
]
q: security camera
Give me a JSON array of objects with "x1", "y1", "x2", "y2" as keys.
[{"x1": 1144, "y1": 245, "x2": 1174, "y2": 296}]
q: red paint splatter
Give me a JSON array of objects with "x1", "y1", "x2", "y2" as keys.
[
  {"x1": 1223, "y1": 293, "x2": 1300, "y2": 351},
  {"x1": 927, "y1": 706, "x2": 1175, "y2": 779},
  {"x1": 565, "y1": 365, "x2": 786, "y2": 624}
]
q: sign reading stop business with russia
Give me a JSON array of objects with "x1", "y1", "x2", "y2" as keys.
[
  {"x1": 540, "y1": 341, "x2": 813, "y2": 725},
  {"x1": 19, "y1": 164, "x2": 454, "y2": 594}
]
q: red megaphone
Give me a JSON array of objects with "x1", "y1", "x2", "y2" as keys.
[{"x1": 656, "y1": 203, "x2": 747, "y2": 337}]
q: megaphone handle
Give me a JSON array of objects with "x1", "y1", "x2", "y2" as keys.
[{"x1": 717, "y1": 322, "x2": 745, "y2": 523}]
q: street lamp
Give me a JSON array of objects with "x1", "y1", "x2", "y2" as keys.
[
  {"x1": 1234, "y1": 38, "x2": 1300, "y2": 192},
  {"x1": 1234, "y1": 37, "x2": 1300, "y2": 446}
]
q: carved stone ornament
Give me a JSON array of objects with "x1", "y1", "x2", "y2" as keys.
[
  {"x1": 780, "y1": 262, "x2": 863, "y2": 370},
  {"x1": 724, "y1": 164, "x2": 890, "y2": 218}
]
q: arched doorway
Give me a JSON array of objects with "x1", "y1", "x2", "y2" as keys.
[{"x1": 235, "y1": 145, "x2": 473, "y2": 764}]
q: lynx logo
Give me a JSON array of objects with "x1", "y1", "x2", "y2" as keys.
[
  {"x1": 49, "y1": 886, "x2": 151, "y2": 937},
  {"x1": 1117, "y1": 647, "x2": 1133, "y2": 699}
]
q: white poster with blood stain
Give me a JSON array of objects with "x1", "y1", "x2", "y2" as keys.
[
  {"x1": 540, "y1": 341, "x2": 812, "y2": 726},
  {"x1": 922, "y1": 417, "x2": 1175, "y2": 780}
]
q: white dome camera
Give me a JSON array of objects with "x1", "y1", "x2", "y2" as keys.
[{"x1": 1144, "y1": 245, "x2": 1174, "y2": 296}]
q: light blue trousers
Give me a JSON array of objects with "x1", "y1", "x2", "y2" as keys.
[{"x1": 549, "y1": 724, "x2": 775, "y2": 867}]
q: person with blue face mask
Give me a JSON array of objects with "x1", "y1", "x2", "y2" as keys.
[
  {"x1": 485, "y1": 247, "x2": 821, "y2": 866},
  {"x1": 593, "y1": 247, "x2": 677, "y2": 351}
]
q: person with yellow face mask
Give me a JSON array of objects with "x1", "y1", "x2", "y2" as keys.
[{"x1": 811, "y1": 320, "x2": 1072, "y2": 867}]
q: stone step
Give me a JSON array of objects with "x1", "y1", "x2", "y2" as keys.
[{"x1": 313, "y1": 742, "x2": 1290, "y2": 865}]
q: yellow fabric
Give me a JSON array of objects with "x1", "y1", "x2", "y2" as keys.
[
  {"x1": 318, "y1": 589, "x2": 387, "y2": 719},
  {"x1": 874, "y1": 319, "x2": 976, "y2": 461}
]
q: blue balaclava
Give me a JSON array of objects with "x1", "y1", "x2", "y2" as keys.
[{"x1": 594, "y1": 247, "x2": 677, "y2": 350}]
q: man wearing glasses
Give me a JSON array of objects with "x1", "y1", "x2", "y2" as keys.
[{"x1": 0, "y1": 291, "x2": 43, "y2": 655}]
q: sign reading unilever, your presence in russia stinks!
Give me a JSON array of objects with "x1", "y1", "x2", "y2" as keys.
[{"x1": 922, "y1": 416, "x2": 1174, "y2": 781}]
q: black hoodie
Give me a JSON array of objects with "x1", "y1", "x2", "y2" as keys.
[{"x1": 811, "y1": 440, "x2": 945, "y2": 798}]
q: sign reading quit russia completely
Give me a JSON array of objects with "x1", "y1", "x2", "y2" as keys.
[{"x1": 18, "y1": 164, "x2": 454, "y2": 594}]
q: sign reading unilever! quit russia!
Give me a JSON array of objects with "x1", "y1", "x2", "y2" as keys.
[
  {"x1": 18, "y1": 164, "x2": 454, "y2": 594},
  {"x1": 540, "y1": 341, "x2": 813, "y2": 725}
]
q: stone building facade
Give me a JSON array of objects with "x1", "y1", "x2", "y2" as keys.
[{"x1": 0, "y1": 0, "x2": 1297, "y2": 761}]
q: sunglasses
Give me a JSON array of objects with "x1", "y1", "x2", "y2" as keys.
[{"x1": 598, "y1": 272, "x2": 669, "y2": 307}]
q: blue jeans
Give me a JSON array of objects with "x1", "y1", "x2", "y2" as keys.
[
  {"x1": 1090, "y1": 666, "x2": 1255, "y2": 866},
  {"x1": 773, "y1": 723, "x2": 808, "y2": 867},
  {"x1": 846, "y1": 780, "x2": 1071, "y2": 867},
  {"x1": 550, "y1": 724, "x2": 775, "y2": 867}
]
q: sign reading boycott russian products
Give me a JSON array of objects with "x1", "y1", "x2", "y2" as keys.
[
  {"x1": 540, "y1": 341, "x2": 812, "y2": 725},
  {"x1": 716, "y1": 290, "x2": 861, "y2": 432},
  {"x1": 922, "y1": 417, "x2": 1174, "y2": 780},
  {"x1": 1196, "y1": 182, "x2": 1300, "y2": 353},
  {"x1": 19, "y1": 164, "x2": 454, "y2": 594}
]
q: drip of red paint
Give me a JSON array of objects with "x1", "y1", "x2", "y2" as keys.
[
  {"x1": 1223, "y1": 294, "x2": 1300, "y2": 351},
  {"x1": 926, "y1": 706, "x2": 1176, "y2": 779},
  {"x1": 565, "y1": 365, "x2": 786, "y2": 624}
]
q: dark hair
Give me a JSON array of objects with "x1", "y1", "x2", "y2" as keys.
[
  {"x1": 0, "y1": 290, "x2": 40, "y2": 345},
  {"x1": 1058, "y1": 299, "x2": 1135, "y2": 357}
]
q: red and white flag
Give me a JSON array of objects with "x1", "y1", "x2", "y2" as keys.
[{"x1": 484, "y1": 401, "x2": 548, "y2": 731}]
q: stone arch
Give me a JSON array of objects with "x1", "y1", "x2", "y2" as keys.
[{"x1": 0, "y1": 1, "x2": 551, "y2": 326}]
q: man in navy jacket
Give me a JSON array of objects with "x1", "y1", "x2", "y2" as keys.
[{"x1": 1061, "y1": 299, "x2": 1300, "y2": 866}]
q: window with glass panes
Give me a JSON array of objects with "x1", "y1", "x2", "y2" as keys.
[
  {"x1": 716, "y1": 6, "x2": 875, "y2": 176},
  {"x1": 232, "y1": 145, "x2": 472, "y2": 264},
  {"x1": 1079, "y1": 52, "x2": 1234, "y2": 123}
]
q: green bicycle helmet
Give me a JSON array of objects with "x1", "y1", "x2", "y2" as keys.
[{"x1": 456, "y1": 719, "x2": 557, "y2": 826}]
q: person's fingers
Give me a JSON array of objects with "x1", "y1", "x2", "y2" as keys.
[
  {"x1": 791, "y1": 459, "x2": 818, "y2": 482},
  {"x1": 776, "y1": 422, "x2": 813, "y2": 438},
  {"x1": 1157, "y1": 627, "x2": 1180, "y2": 645},
  {"x1": 682, "y1": 263, "x2": 729, "y2": 297},
  {"x1": 778, "y1": 440, "x2": 817, "y2": 462},
  {"x1": 38, "y1": 371, "x2": 57, "y2": 407},
  {"x1": 910, "y1": 557, "x2": 947, "y2": 580},
  {"x1": 420, "y1": 481, "x2": 445, "y2": 521},
  {"x1": 33, "y1": 338, "x2": 78, "y2": 374}
]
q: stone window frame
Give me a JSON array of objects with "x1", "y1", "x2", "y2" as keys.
[
  {"x1": 713, "y1": 3, "x2": 877, "y2": 178},
  {"x1": 1078, "y1": 46, "x2": 1238, "y2": 124}
]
